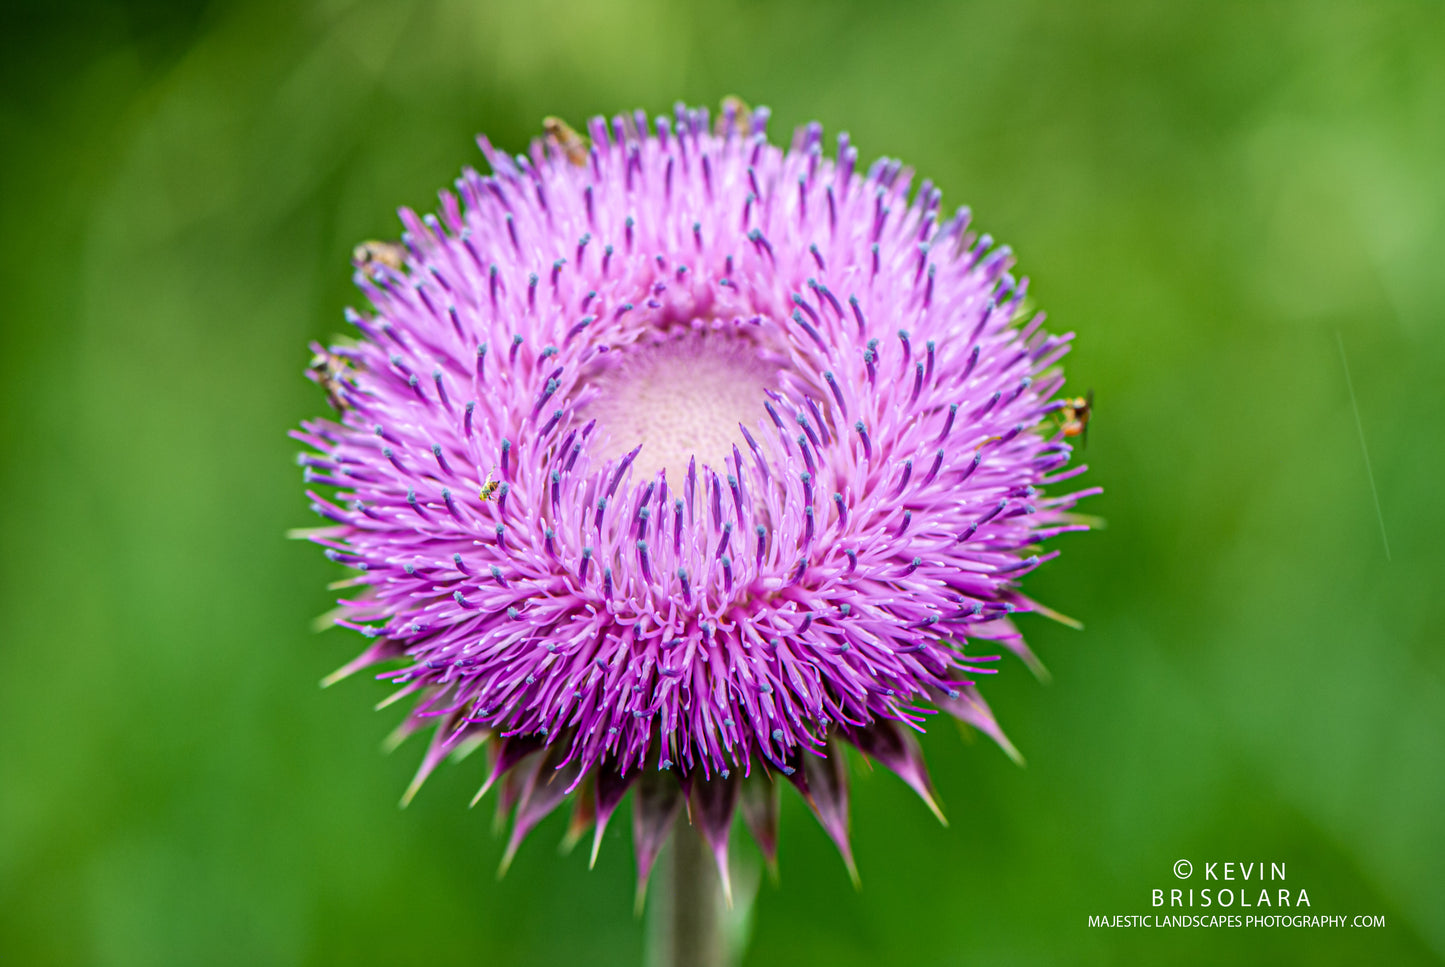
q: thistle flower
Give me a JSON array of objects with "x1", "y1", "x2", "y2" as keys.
[{"x1": 294, "y1": 101, "x2": 1095, "y2": 898}]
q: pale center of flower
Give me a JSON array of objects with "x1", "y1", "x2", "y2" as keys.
[{"x1": 580, "y1": 328, "x2": 781, "y2": 481}]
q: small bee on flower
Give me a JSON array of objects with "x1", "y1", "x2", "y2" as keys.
[
  {"x1": 1060, "y1": 390, "x2": 1094, "y2": 445},
  {"x1": 351, "y1": 239, "x2": 407, "y2": 274},
  {"x1": 542, "y1": 116, "x2": 589, "y2": 167},
  {"x1": 478, "y1": 468, "x2": 501, "y2": 502},
  {"x1": 715, "y1": 95, "x2": 752, "y2": 137},
  {"x1": 306, "y1": 348, "x2": 356, "y2": 413}
]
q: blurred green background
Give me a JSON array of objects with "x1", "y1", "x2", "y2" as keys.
[{"x1": 2, "y1": 1, "x2": 1442, "y2": 964}]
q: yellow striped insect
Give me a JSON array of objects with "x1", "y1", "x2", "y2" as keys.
[
  {"x1": 479, "y1": 468, "x2": 501, "y2": 502},
  {"x1": 1060, "y1": 390, "x2": 1093, "y2": 447},
  {"x1": 543, "y1": 117, "x2": 589, "y2": 167},
  {"x1": 308, "y1": 349, "x2": 357, "y2": 412}
]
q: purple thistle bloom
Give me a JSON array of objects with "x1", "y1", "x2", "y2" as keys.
[{"x1": 294, "y1": 102, "x2": 1095, "y2": 895}]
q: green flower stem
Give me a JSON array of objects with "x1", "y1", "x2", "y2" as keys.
[{"x1": 650, "y1": 816, "x2": 726, "y2": 967}]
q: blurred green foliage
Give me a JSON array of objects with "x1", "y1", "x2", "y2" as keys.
[{"x1": 2, "y1": 1, "x2": 1443, "y2": 964}]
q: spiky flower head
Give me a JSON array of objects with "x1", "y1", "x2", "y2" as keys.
[{"x1": 294, "y1": 101, "x2": 1094, "y2": 896}]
